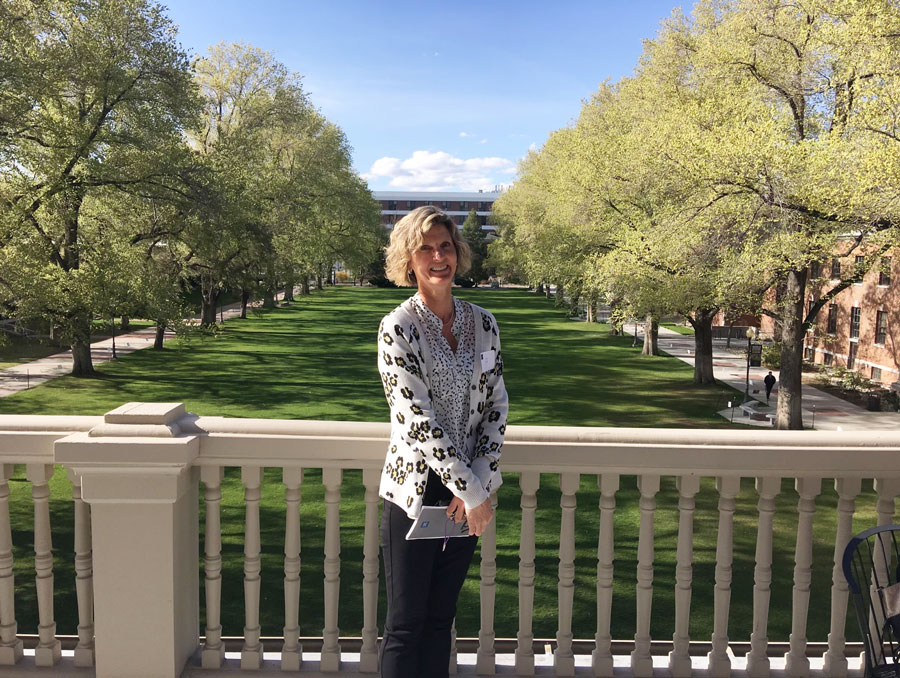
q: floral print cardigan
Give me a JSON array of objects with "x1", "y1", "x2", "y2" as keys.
[{"x1": 377, "y1": 296, "x2": 508, "y2": 519}]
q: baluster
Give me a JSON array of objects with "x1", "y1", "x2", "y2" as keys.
[
  {"x1": 477, "y1": 491, "x2": 500, "y2": 675},
  {"x1": 668, "y1": 475, "x2": 700, "y2": 678},
  {"x1": 707, "y1": 476, "x2": 741, "y2": 677},
  {"x1": 321, "y1": 467, "x2": 343, "y2": 672},
  {"x1": 0, "y1": 464, "x2": 22, "y2": 665},
  {"x1": 241, "y1": 466, "x2": 263, "y2": 669},
  {"x1": 555, "y1": 472, "x2": 579, "y2": 676},
  {"x1": 68, "y1": 469, "x2": 94, "y2": 667},
  {"x1": 784, "y1": 477, "x2": 821, "y2": 678},
  {"x1": 631, "y1": 474, "x2": 659, "y2": 678},
  {"x1": 360, "y1": 468, "x2": 380, "y2": 673},
  {"x1": 282, "y1": 467, "x2": 304, "y2": 671},
  {"x1": 747, "y1": 477, "x2": 781, "y2": 678},
  {"x1": 515, "y1": 472, "x2": 540, "y2": 675},
  {"x1": 592, "y1": 473, "x2": 619, "y2": 678},
  {"x1": 875, "y1": 478, "x2": 900, "y2": 526},
  {"x1": 27, "y1": 464, "x2": 60, "y2": 666},
  {"x1": 823, "y1": 478, "x2": 861, "y2": 678},
  {"x1": 201, "y1": 466, "x2": 225, "y2": 668}
]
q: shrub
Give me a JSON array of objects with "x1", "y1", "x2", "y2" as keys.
[{"x1": 761, "y1": 342, "x2": 781, "y2": 369}]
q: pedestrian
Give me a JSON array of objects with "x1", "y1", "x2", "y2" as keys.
[
  {"x1": 764, "y1": 371, "x2": 777, "y2": 403},
  {"x1": 377, "y1": 206, "x2": 508, "y2": 678}
]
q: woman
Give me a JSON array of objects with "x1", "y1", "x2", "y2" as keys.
[{"x1": 377, "y1": 205, "x2": 508, "y2": 678}]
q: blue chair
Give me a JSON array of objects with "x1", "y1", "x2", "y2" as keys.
[{"x1": 843, "y1": 525, "x2": 900, "y2": 678}]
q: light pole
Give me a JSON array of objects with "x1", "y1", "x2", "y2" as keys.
[{"x1": 743, "y1": 327, "x2": 755, "y2": 403}]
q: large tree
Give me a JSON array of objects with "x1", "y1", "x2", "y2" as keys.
[{"x1": 0, "y1": 0, "x2": 199, "y2": 375}]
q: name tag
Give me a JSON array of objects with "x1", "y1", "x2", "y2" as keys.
[{"x1": 480, "y1": 350, "x2": 496, "y2": 371}]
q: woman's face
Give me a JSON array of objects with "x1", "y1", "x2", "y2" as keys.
[{"x1": 410, "y1": 223, "x2": 457, "y2": 294}]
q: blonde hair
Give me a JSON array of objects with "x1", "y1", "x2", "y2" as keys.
[{"x1": 384, "y1": 206, "x2": 471, "y2": 286}]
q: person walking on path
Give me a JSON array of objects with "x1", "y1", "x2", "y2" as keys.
[
  {"x1": 376, "y1": 206, "x2": 508, "y2": 678},
  {"x1": 764, "y1": 371, "x2": 777, "y2": 404}
]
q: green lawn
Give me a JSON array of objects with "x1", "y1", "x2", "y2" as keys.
[
  {"x1": 660, "y1": 322, "x2": 695, "y2": 336},
  {"x1": 4, "y1": 287, "x2": 874, "y2": 643}
]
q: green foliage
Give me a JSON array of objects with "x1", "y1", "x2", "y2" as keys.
[
  {"x1": 762, "y1": 342, "x2": 782, "y2": 369},
  {"x1": 461, "y1": 208, "x2": 489, "y2": 283}
]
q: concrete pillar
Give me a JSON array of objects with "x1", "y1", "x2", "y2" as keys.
[{"x1": 56, "y1": 403, "x2": 199, "y2": 678}]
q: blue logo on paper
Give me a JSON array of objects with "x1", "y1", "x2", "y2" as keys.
[{"x1": 421, "y1": 521, "x2": 429, "y2": 528}]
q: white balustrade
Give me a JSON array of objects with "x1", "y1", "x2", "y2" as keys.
[
  {"x1": 668, "y1": 475, "x2": 699, "y2": 678},
  {"x1": 27, "y1": 463, "x2": 61, "y2": 667},
  {"x1": 0, "y1": 463, "x2": 22, "y2": 665},
  {"x1": 68, "y1": 469, "x2": 94, "y2": 667},
  {"x1": 515, "y1": 471, "x2": 539, "y2": 676},
  {"x1": 200, "y1": 465, "x2": 224, "y2": 668},
  {"x1": 240, "y1": 466, "x2": 263, "y2": 669},
  {"x1": 0, "y1": 409, "x2": 898, "y2": 678},
  {"x1": 747, "y1": 476, "x2": 781, "y2": 678},
  {"x1": 360, "y1": 468, "x2": 380, "y2": 674},
  {"x1": 631, "y1": 474, "x2": 659, "y2": 678},
  {"x1": 785, "y1": 477, "x2": 822, "y2": 678},
  {"x1": 592, "y1": 473, "x2": 619, "y2": 678},
  {"x1": 282, "y1": 466, "x2": 303, "y2": 671}
]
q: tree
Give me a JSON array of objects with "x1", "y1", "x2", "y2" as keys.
[
  {"x1": 461, "y1": 209, "x2": 487, "y2": 284},
  {"x1": 0, "y1": 0, "x2": 200, "y2": 375}
]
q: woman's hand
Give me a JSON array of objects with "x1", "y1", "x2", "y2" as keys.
[{"x1": 446, "y1": 496, "x2": 493, "y2": 537}]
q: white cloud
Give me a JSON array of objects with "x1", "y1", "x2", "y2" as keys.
[
  {"x1": 365, "y1": 150, "x2": 516, "y2": 191},
  {"x1": 479, "y1": 139, "x2": 487, "y2": 144},
  {"x1": 459, "y1": 131, "x2": 472, "y2": 138}
]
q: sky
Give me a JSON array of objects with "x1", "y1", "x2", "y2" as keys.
[{"x1": 161, "y1": 1, "x2": 685, "y2": 192}]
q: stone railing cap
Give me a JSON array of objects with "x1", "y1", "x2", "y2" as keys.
[{"x1": 104, "y1": 402, "x2": 186, "y2": 426}]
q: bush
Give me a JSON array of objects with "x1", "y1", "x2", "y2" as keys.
[
  {"x1": 454, "y1": 277, "x2": 476, "y2": 288},
  {"x1": 761, "y1": 342, "x2": 781, "y2": 369},
  {"x1": 885, "y1": 390, "x2": 900, "y2": 412},
  {"x1": 367, "y1": 275, "x2": 396, "y2": 288}
]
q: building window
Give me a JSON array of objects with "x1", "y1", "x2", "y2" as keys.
[
  {"x1": 460, "y1": 201, "x2": 468, "y2": 210},
  {"x1": 831, "y1": 258, "x2": 841, "y2": 280},
  {"x1": 824, "y1": 352, "x2": 834, "y2": 366},
  {"x1": 809, "y1": 261, "x2": 821, "y2": 279},
  {"x1": 872, "y1": 366, "x2": 883, "y2": 382},
  {"x1": 407, "y1": 201, "x2": 415, "y2": 208},
  {"x1": 478, "y1": 202, "x2": 487, "y2": 210},
  {"x1": 848, "y1": 342, "x2": 858, "y2": 370},
  {"x1": 850, "y1": 307, "x2": 861, "y2": 339},
  {"x1": 876, "y1": 311, "x2": 888, "y2": 344},
  {"x1": 880, "y1": 257, "x2": 892, "y2": 286},
  {"x1": 827, "y1": 304, "x2": 837, "y2": 334},
  {"x1": 804, "y1": 345, "x2": 815, "y2": 361},
  {"x1": 387, "y1": 201, "x2": 396, "y2": 210},
  {"x1": 441, "y1": 201, "x2": 449, "y2": 209}
]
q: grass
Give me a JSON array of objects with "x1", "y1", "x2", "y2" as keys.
[
  {"x1": 3, "y1": 287, "x2": 872, "y2": 644},
  {"x1": 660, "y1": 322, "x2": 695, "y2": 336}
]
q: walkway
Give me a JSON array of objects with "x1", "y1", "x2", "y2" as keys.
[
  {"x1": 0, "y1": 300, "x2": 250, "y2": 398},
  {"x1": 628, "y1": 325, "x2": 900, "y2": 431}
]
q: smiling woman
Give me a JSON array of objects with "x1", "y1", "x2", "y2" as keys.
[{"x1": 377, "y1": 206, "x2": 508, "y2": 678}]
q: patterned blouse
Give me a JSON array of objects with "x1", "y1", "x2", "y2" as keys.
[{"x1": 411, "y1": 294, "x2": 475, "y2": 458}]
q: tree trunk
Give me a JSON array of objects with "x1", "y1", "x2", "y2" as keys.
[
  {"x1": 200, "y1": 287, "x2": 219, "y2": 327},
  {"x1": 545, "y1": 283, "x2": 552, "y2": 299},
  {"x1": 315, "y1": 276, "x2": 323, "y2": 291},
  {"x1": 240, "y1": 288, "x2": 250, "y2": 319},
  {"x1": 120, "y1": 315, "x2": 130, "y2": 331},
  {"x1": 725, "y1": 320, "x2": 735, "y2": 348},
  {"x1": 776, "y1": 268, "x2": 807, "y2": 430},
  {"x1": 586, "y1": 301, "x2": 594, "y2": 323},
  {"x1": 642, "y1": 314, "x2": 659, "y2": 356},
  {"x1": 70, "y1": 316, "x2": 95, "y2": 376},
  {"x1": 284, "y1": 278, "x2": 295, "y2": 302},
  {"x1": 535, "y1": 283, "x2": 544, "y2": 295},
  {"x1": 301, "y1": 277, "x2": 311, "y2": 295},
  {"x1": 555, "y1": 284, "x2": 566, "y2": 307},
  {"x1": 153, "y1": 322, "x2": 165, "y2": 350},
  {"x1": 263, "y1": 287, "x2": 276, "y2": 308},
  {"x1": 691, "y1": 309, "x2": 717, "y2": 385}
]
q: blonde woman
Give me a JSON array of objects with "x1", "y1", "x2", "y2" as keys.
[{"x1": 376, "y1": 206, "x2": 507, "y2": 677}]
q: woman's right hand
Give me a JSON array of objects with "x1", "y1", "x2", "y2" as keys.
[{"x1": 455, "y1": 497, "x2": 493, "y2": 537}]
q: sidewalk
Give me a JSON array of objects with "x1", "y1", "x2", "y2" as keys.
[
  {"x1": 0, "y1": 300, "x2": 251, "y2": 398},
  {"x1": 627, "y1": 325, "x2": 900, "y2": 431}
]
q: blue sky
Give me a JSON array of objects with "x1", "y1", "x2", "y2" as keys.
[{"x1": 162, "y1": 1, "x2": 684, "y2": 192}]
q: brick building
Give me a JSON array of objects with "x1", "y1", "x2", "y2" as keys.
[
  {"x1": 372, "y1": 191, "x2": 500, "y2": 236},
  {"x1": 760, "y1": 249, "x2": 899, "y2": 388}
]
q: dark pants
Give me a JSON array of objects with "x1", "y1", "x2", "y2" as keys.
[{"x1": 379, "y1": 474, "x2": 478, "y2": 678}]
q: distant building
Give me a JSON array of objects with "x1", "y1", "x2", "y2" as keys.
[
  {"x1": 372, "y1": 191, "x2": 501, "y2": 238},
  {"x1": 759, "y1": 248, "x2": 899, "y2": 389}
]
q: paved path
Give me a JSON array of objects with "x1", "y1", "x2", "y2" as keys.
[
  {"x1": 0, "y1": 300, "x2": 251, "y2": 398},
  {"x1": 627, "y1": 325, "x2": 900, "y2": 430}
]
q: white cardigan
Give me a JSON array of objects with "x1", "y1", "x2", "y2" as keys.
[{"x1": 377, "y1": 296, "x2": 508, "y2": 518}]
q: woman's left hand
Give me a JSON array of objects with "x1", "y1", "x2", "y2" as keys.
[{"x1": 446, "y1": 496, "x2": 493, "y2": 537}]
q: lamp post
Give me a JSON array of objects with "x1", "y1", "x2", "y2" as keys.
[{"x1": 743, "y1": 327, "x2": 755, "y2": 404}]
